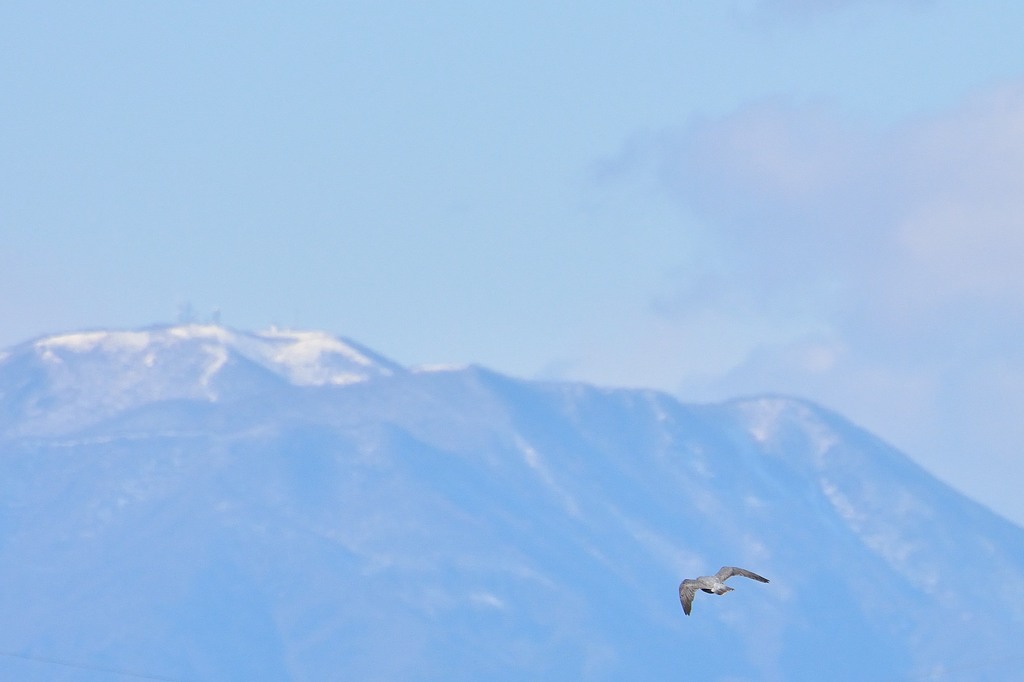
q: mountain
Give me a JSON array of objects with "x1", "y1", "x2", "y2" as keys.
[{"x1": 2, "y1": 324, "x2": 1023, "y2": 681}]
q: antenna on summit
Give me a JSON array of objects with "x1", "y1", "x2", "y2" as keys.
[{"x1": 175, "y1": 301, "x2": 196, "y2": 325}]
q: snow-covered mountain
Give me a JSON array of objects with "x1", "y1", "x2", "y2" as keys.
[{"x1": 2, "y1": 325, "x2": 1023, "y2": 681}]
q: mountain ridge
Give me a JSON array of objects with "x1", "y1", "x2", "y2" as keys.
[{"x1": 2, "y1": 325, "x2": 1023, "y2": 680}]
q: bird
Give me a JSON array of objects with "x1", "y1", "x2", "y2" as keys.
[{"x1": 678, "y1": 566, "x2": 769, "y2": 616}]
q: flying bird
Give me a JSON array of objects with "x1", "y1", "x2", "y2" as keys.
[{"x1": 678, "y1": 566, "x2": 769, "y2": 616}]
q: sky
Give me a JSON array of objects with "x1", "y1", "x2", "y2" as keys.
[{"x1": 4, "y1": 0, "x2": 1024, "y2": 525}]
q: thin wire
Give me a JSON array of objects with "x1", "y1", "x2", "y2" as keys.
[
  {"x1": 0, "y1": 649, "x2": 187, "y2": 682},
  {"x1": 895, "y1": 650, "x2": 1024, "y2": 681}
]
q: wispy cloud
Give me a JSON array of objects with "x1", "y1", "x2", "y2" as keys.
[{"x1": 751, "y1": 0, "x2": 934, "y2": 19}]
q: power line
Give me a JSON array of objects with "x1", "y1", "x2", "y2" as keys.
[
  {"x1": 0, "y1": 649, "x2": 187, "y2": 682},
  {"x1": 897, "y1": 650, "x2": 1024, "y2": 681}
]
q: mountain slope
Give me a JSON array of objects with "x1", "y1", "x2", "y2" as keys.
[{"x1": 1, "y1": 325, "x2": 1023, "y2": 680}]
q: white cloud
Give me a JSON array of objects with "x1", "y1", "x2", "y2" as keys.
[
  {"x1": 654, "y1": 83, "x2": 1024, "y2": 324},
  {"x1": 892, "y1": 87, "x2": 1024, "y2": 304},
  {"x1": 609, "y1": 80, "x2": 1024, "y2": 524}
]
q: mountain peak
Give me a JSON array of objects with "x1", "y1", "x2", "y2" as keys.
[
  {"x1": 28, "y1": 324, "x2": 402, "y2": 387},
  {"x1": 2, "y1": 324, "x2": 404, "y2": 436}
]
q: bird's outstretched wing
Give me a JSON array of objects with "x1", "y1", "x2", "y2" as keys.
[
  {"x1": 715, "y1": 566, "x2": 769, "y2": 583},
  {"x1": 679, "y1": 579, "x2": 699, "y2": 616}
]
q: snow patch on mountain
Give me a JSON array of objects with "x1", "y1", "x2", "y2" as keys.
[
  {"x1": 28, "y1": 324, "x2": 398, "y2": 390},
  {"x1": 199, "y1": 343, "x2": 229, "y2": 389},
  {"x1": 0, "y1": 324, "x2": 406, "y2": 437},
  {"x1": 258, "y1": 328, "x2": 389, "y2": 385},
  {"x1": 37, "y1": 329, "x2": 153, "y2": 354},
  {"x1": 515, "y1": 434, "x2": 581, "y2": 517},
  {"x1": 413, "y1": 363, "x2": 470, "y2": 374},
  {"x1": 734, "y1": 396, "x2": 840, "y2": 467}
]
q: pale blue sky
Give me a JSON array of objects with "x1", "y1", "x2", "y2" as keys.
[{"x1": 5, "y1": 0, "x2": 1024, "y2": 524}]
